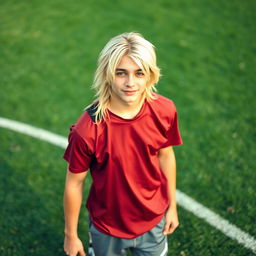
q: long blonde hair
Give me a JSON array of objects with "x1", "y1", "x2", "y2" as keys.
[{"x1": 88, "y1": 32, "x2": 161, "y2": 123}]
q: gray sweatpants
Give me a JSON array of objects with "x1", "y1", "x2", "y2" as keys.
[{"x1": 88, "y1": 217, "x2": 168, "y2": 256}]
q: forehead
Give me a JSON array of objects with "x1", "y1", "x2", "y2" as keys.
[{"x1": 116, "y1": 55, "x2": 142, "y2": 71}]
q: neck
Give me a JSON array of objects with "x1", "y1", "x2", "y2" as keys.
[{"x1": 108, "y1": 96, "x2": 145, "y2": 119}]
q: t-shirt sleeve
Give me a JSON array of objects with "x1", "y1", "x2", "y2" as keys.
[
  {"x1": 63, "y1": 126, "x2": 92, "y2": 173},
  {"x1": 163, "y1": 109, "x2": 183, "y2": 148}
]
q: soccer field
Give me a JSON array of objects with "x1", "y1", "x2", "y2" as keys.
[{"x1": 1, "y1": 0, "x2": 256, "y2": 255}]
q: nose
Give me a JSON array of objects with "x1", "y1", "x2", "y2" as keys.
[{"x1": 126, "y1": 74, "x2": 135, "y2": 87}]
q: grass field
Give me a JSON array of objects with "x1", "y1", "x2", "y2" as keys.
[{"x1": 1, "y1": 0, "x2": 256, "y2": 255}]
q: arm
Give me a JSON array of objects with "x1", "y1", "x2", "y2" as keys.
[
  {"x1": 158, "y1": 146, "x2": 179, "y2": 235},
  {"x1": 63, "y1": 166, "x2": 88, "y2": 256}
]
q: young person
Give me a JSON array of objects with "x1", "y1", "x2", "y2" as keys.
[{"x1": 63, "y1": 32, "x2": 182, "y2": 256}]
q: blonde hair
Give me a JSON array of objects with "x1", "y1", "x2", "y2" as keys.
[{"x1": 88, "y1": 32, "x2": 161, "y2": 123}]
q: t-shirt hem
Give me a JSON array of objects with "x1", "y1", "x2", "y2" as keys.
[
  {"x1": 90, "y1": 213, "x2": 165, "y2": 239},
  {"x1": 162, "y1": 140, "x2": 183, "y2": 148}
]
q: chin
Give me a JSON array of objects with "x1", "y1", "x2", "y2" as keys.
[
  {"x1": 122, "y1": 99, "x2": 134, "y2": 105},
  {"x1": 123, "y1": 97, "x2": 138, "y2": 105}
]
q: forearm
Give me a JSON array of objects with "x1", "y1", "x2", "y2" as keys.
[
  {"x1": 64, "y1": 179, "x2": 84, "y2": 238},
  {"x1": 158, "y1": 146, "x2": 179, "y2": 235},
  {"x1": 158, "y1": 147, "x2": 177, "y2": 209}
]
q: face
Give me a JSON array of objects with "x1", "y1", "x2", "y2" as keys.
[{"x1": 110, "y1": 55, "x2": 148, "y2": 107}]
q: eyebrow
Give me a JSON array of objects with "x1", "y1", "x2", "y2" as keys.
[{"x1": 115, "y1": 68, "x2": 143, "y2": 72}]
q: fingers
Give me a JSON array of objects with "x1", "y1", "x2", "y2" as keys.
[
  {"x1": 78, "y1": 249, "x2": 86, "y2": 256},
  {"x1": 64, "y1": 249, "x2": 86, "y2": 256},
  {"x1": 64, "y1": 237, "x2": 86, "y2": 256},
  {"x1": 163, "y1": 222, "x2": 170, "y2": 235},
  {"x1": 169, "y1": 222, "x2": 178, "y2": 234},
  {"x1": 163, "y1": 220, "x2": 179, "y2": 235}
]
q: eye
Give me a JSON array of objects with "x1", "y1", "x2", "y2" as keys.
[
  {"x1": 115, "y1": 71, "x2": 126, "y2": 76},
  {"x1": 136, "y1": 71, "x2": 145, "y2": 77}
]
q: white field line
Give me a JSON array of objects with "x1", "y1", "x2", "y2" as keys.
[
  {"x1": 0, "y1": 116, "x2": 256, "y2": 254},
  {"x1": 176, "y1": 190, "x2": 256, "y2": 253},
  {"x1": 0, "y1": 117, "x2": 67, "y2": 148}
]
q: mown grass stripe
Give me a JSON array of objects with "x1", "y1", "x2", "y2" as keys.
[{"x1": 0, "y1": 116, "x2": 255, "y2": 254}]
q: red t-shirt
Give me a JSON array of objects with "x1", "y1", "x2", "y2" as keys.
[{"x1": 63, "y1": 94, "x2": 182, "y2": 238}]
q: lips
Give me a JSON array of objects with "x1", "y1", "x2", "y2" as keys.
[{"x1": 123, "y1": 90, "x2": 138, "y2": 95}]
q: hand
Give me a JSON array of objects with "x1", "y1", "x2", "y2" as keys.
[
  {"x1": 64, "y1": 236, "x2": 86, "y2": 256},
  {"x1": 163, "y1": 207, "x2": 179, "y2": 235}
]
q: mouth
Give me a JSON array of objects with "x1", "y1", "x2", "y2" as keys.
[{"x1": 123, "y1": 90, "x2": 138, "y2": 95}]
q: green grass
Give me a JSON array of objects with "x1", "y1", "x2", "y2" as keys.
[{"x1": 1, "y1": 0, "x2": 256, "y2": 255}]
